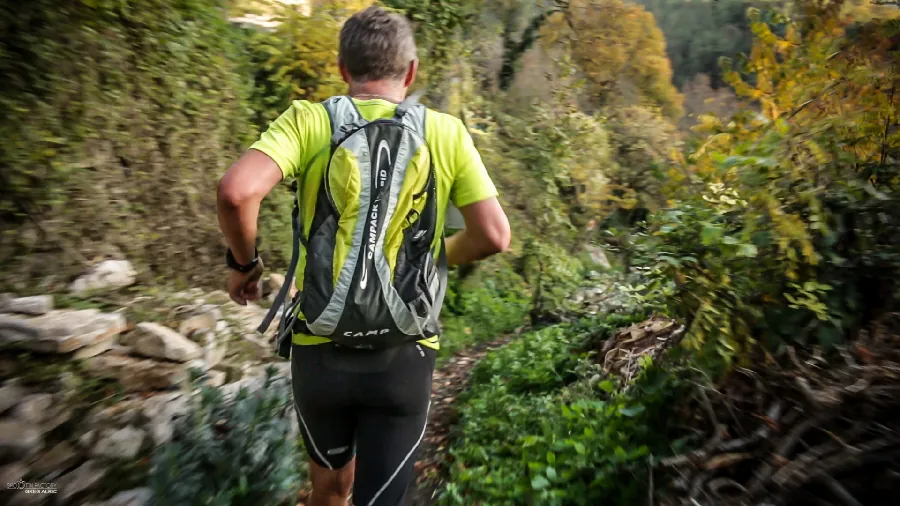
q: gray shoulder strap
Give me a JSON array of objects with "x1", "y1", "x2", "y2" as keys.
[
  {"x1": 323, "y1": 96, "x2": 366, "y2": 146},
  {"x1": 394, "y1": 91, "x2": 427, "y2": 136}
]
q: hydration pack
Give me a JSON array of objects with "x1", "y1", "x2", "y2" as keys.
[{"x1": 258, "y1": 94, "x2": 447, "y2": 359}]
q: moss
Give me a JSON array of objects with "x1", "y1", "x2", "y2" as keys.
[{"x1": 0, "y1": 0, "x2": 257, "y2": 290}]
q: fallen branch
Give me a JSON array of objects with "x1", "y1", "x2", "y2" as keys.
[
  {"x1": 820, "y1": 473, "x2": 863, "y2": 506},
  {"x1": 660, "y1": 329, "x2": 900, "y2": 506}
]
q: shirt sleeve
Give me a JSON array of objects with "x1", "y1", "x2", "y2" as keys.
[
  {"x1": 449, "y1": 122, "x2": 499, "y2": 208},
  {"x1": 249, "y1": 103, "x2": 309, "y2": 180}
]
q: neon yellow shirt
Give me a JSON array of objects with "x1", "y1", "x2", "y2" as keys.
[{"x1": 250, "y1": 98, "x2": 499, "y2": 349}]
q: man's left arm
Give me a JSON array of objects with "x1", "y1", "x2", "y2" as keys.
[{"x1": 217, "y1": 149, "x2": 284, "y2": 305}]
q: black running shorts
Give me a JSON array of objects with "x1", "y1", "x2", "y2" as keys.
[{"x1": 290, "y1": 341, "x2": 436, "y2": 506}]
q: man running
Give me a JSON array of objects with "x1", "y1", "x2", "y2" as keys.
[{"x1": 217, "y1": 6, "x2": 510, "y2": 506}]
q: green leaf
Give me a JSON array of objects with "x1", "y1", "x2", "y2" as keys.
[
  {"x1": 546, "y1": 466, "x2": 558, "y2": 481},
  {"x1": 737, "y1": 244, "x2": 758, "y2": 257},
  {"x1": 701, "y1": 223, "x2": 722, "y2": 245},
  {"x1": 531, "y1": 476, "x2": 550, "y2": 490},
  {"x1": 817, "y1": 324, "x2": 842, "y2": 347},
  {"x1": 573, "y1": 441, "x2": 586, "y2": 455},
  {"x1": 618, "y1": 404, "x2": 646, "y2": 418},
  {"x1": 546, "y1": 451, "x2": 556, "y2": 465},
  {"x1": 597, "y1": 380, "x2": 616, "y2": 393}
]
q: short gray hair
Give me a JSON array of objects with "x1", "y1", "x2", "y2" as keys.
[{"x1": 339, "y1": 6, "x2": 417, "y2": 82}]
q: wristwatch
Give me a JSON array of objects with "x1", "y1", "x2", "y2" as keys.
[{"x1": 226, "y1": 248, "x2": 260, "y2": 273}]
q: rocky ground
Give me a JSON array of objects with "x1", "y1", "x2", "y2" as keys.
[{"x1": 0, "y1": 260, "x2": 291, "y2": 505}]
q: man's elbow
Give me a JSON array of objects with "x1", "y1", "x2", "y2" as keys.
[
  {"x1": 217, "y1": 175, "x2": 248, "y2": 210},
  {"x1": 484, "y1": 220, "x2": 511, "y2": 255}
]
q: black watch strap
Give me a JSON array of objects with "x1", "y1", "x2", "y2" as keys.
[{"x1": 226, "y1": 248, "x2": 259, "y2": 273}]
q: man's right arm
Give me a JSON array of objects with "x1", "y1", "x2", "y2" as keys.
[
  {"x1": 445, "y1": 197, "x2": 510, "y2": 266},
  {"x1": 444, "y1": 119, "x2": 511, "y2": 266}
]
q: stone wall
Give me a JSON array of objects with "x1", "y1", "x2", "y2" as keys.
[{"x1": 0, "y1": 261, "x2": 293, "y2": 505}]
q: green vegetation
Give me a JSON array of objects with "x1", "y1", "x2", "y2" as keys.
[
  {"x1": 441, "y1": 314, "x2": 695, "y2": 505},
  {"x1": 440, "y1": 1, "x2": 900, "y2": 503},
  {"x1": 629, "y1": 4, "x2": 900, "y2": 369},
  {"x1": 0, "y1": 0, "x2": 254, "y2": 289},
  {"x1": 151, "y1": 367, "x2": 306, "y2": 506}
]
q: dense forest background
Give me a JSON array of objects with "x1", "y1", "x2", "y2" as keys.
[{"x1": 1, "y1": 0, "x2": 899, "y2": 504}]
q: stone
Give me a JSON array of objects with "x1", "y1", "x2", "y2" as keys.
[
  {"x1": 68, "y1": 260, "x2": 136, "y2": 295},
  {"x1": 0, "y1": 295, "x2": 54, "y2": 316},
  {"x1": 86, "y1": 400, "x2": 144, "y2": 429},
  {"x1": 78, "y1": 431, "x2": 96, "y2": 450},
  {"x1": 142, "y1": 393, "x2": 189, "y2": 446},
  {"x1": 241, "y1": 332, "x2": 271, "y2": 351},
  {"x1": 267, "y1": 273, "x2": 285, "y2": 294},
  {"x1": 0, "y1": 383, "x2": 25, "y2": 414},
  {"x1": 221, "y1": 302, "x2": 270, "y2": 335},
  {"x1": 84, "y1": 354, "x2": 187, "y2": 392},
  {"x1": 206, "y1": 370, "x2": 227, "y2": 387},
  {"x1": 172, "y1": 288, "x2": 205, "y2": 301},
  {"x1": 0, "y1": 461, "x2": 28, "y2": 487},
  {"x1": 192, "y1": 330, "x2": 226, "y2": 368},
  {"x1": 0, "y1": 420, "x2": 42, "y2": 461},
  {"x1": 12, "y1": 393, "x2": 54, "y2": 424},
  {"x1": 40, "y1": 405, "x2": 74, "y2": 434},
  {"x1": 120, "y1": 323, "x2": 201, "y2": 362},
  {"x1": 91, "y1": 426, "x2": 146, "y2": 460},
  {"x1": 9, "y1": 392, "x2": 70, "y2": 434},
  {"x1": 57, "y1": 460, "x2": 106, "y2": 505},
  {"x1": 0, "y1": 310, "x2": 126, "y2": 354},
  {"x1": 219, "y1": 375, "x2": 268, "y2": 403},
  {"x1": 29, "y1": 441, "x2": 80, "y2": 477},
  {"x1": 71, "y1": 337, "x2": 116, "y2": 359},
  {"x1": 212, "y1": 363, "x2": 243, "y2": 383},
  {"x1": 204, "y1": 290, "x2": 232, "y2": 304},
  {"x1": 186, "y1": 358, "x2": 208, "y2": 372},
  {"x1": 586, "y1": 245, "x2": 612, "y2": 269},
  {"x1": 177, "y1": 307, "x2": 220, "y2": 337},
  {"x1": 104, "y1": 488, "x2": 153, "y2": 506},
  {"x1": 263, "y1": 273, "x2": 292, "y2": 298}
]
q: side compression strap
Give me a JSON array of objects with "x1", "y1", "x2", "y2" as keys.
[
  {"x1": 258, "y1": 181, "x2": 306, "y2": 359},
  {"x1": 259, "y1": 98, "x2": 348, "y2": 358}
]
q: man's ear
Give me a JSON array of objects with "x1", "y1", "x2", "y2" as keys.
[
  {"x1": 339, "y1": 59, "x2": 352, "y2": 84},
  {"x1": 403, "y1": 59, "x2": 418, "y2": 88}
]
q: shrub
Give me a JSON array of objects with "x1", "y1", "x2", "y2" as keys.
[
  {"x1": 467, "y1": 325, "x2": 581, "y2": 394},
  {"x1": 442, "y1": 317, "x2": 694, "y2": 505},
  {"x1": 626, "y1": 5, "x2": 900, "y2": 369},
  {"x1": 438, "y1": 256, "x2": 530, "y2": 360},
  {"x1": 150, "y1": 368, "x2": 305, "y2": 506},
  {"x1": 0, "y1": 0, "x2": 255, "y2": 289}
]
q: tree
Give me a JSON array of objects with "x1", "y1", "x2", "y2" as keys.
[
  {"x1": 543, "y1": 0, "x2": 685, "y2": 119},
  {"x1": 244, "y1": 3, "x2": 346, "y2": 129},
  {"x1": 637, "y1": 0, "x2": 900, "y2": 365},
  {"x1": 635, "y1": 0, "x2": 756, "y2": 88}
]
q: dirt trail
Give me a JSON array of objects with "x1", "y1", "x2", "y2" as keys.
[{"x1": 404, "y1": 334, "x2": 516, "y2": 506}]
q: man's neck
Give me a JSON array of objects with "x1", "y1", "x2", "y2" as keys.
[{"x1": 348, "y1": 81, "x2": 406, "y2": 103}]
